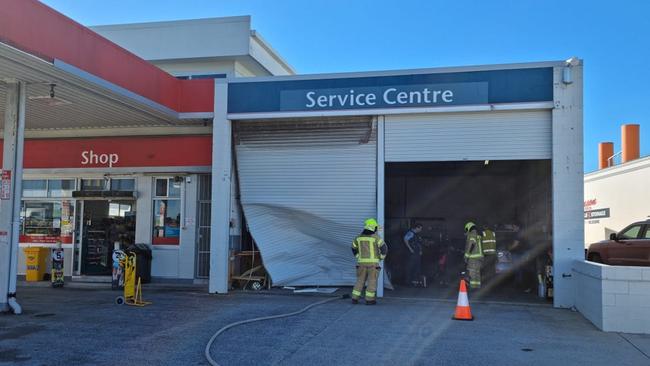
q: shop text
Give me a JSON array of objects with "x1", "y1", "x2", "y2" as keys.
[{"x1": 81, "y1": 150, "x2": 119, "y2": 167}]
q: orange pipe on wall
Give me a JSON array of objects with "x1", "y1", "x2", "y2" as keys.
[
  {"x1": 598, "y1": 142, "x2": 614, "y2": 169},
  {"x1": 621, "y1": 124, "x2": 640, "y2": 163}
]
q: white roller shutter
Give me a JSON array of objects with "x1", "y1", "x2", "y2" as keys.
[
  {"x1": 234, "y1": 118, "x2": 376, "y2": 286},
  {"x1": 385, "y1": 110, "x2": 552, "y2": 162}
]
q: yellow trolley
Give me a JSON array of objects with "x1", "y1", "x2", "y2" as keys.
[{"x1": 115, "y1": 251, "x2": 151, "y2": 307}]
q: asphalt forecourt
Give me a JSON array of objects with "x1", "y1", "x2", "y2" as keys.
[{"x1": 1, "y1": 286, "x2": 648, "y2": 365}]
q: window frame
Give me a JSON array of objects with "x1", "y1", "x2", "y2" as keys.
[
  {"x1": 20, "y1": 199, "x2": 75, "y2": 244},
  {"x1": 152, "y1": 177, "x2": 182, "y2": 245},
  {"x1": 109, "y1": 178, "x2": 136, "y2": 192},
  {"x1": 619, "y1": 224, "x2": 643, "y2": 240},
  {"x1": 641, "y1": 225, "x2": 650, "y2": 240},
  {"x1": 23, "y1": 178, "x2": 76, "y2": 198},
  {"x1": 80, "y1": 178, "x2": 108, "y2": 191}
]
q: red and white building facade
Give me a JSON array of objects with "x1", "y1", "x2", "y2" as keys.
[
  {"x1": 1, "y1": 1, "x2": 587, "y2": 317},
  {"x1": 15, "y1": 136, "x2": 214, "y2": 279},
  {"x1": 0, "y1": 0, "x2": 293, "y2": 282}
]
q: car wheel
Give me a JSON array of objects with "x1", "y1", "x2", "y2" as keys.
[{"x1": 588, "y1": 253, "x2": 603, "y2": 264}]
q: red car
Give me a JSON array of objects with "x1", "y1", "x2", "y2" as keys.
[{"x1": 587, "y1": 220, "x2": 650, "y2": 266}]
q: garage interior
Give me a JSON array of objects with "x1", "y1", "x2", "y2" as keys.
[{"x1": 384, "y1": 160, "x2": 553, "y2": 302}]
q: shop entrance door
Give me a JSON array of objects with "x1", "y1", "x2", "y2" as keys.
[{"x1": 80, "y1": 200, "x2": 136, "y2": 276}]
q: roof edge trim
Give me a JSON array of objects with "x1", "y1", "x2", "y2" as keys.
[{"x1": 227, "y1": 60, "x2": 570, "y2": 84}]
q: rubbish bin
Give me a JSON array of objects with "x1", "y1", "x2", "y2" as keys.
[
  {"x1": 127, "y1": 244, "x2": 152, "y2": 284},
  {"x1": 24, "y1": 247, "x2": 49, "y2": 281}
]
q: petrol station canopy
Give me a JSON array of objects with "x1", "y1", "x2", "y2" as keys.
[{"x1": 0, "y1": 0, "x2": 215, "y2": 132}]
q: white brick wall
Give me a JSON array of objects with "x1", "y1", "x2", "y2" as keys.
[{"x1": 573, "y1": 260, "x2": 650, "y2": 334}]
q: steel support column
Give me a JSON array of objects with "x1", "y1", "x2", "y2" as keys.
[
  {"x1": 0, "y1": 81, "x2": 26, "y2": 313},
  {"x1": 377, "y1": 116, "x2": 385, "y2": 298},
  {"x1": 208, "y1": 79, "x2": 232, "y2": 294}
]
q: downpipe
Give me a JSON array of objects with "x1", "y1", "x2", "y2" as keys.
[{"x1": 8, "y1": 293, "x2": 21, "y2": 315}]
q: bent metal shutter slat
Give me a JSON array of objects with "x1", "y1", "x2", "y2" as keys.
[
  {"x1": 234, "y1": 118, "x2": 376, "y2": 286},
  {"x1": 385, "y1": 110, "x2": 552, "y2": 162}
]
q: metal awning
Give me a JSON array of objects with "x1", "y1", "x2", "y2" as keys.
[{"x1": 0, "y1": 42, "x2": 211, "y2": 131}]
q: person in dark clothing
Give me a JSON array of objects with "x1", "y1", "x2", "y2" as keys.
[
  {"x1": 508, "y1": 223, "x2": 532, "y2": 292},
  {"x1": 403, "y1": 223, "x2": 424, "y2": 287}
]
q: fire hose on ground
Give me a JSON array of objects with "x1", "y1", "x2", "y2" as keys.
[{"x1": 204, "y1": 294, "x2": 349, "y2": 366}]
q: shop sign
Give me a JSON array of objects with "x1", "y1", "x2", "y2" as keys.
[
  {"x1": 584, "y1": 208, "x2": 610, "y2": 220},
  {"x1": 1, "y1": 170, "x2": 11, "y2": 200},
  {"x1": 0, "y1": 136, "x2": 212, "y2": 169}
]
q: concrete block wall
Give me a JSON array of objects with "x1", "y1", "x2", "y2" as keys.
[{"x1": 573, "y1": 260, "x2": 650, "y2": 334}]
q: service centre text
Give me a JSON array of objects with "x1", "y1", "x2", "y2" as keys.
[{"x1": 305, "y1": 88, "x2": 454, "y2": 108}]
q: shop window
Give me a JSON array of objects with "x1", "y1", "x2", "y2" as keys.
[
  {"x1": 152, "y1": 178, "x2": 182, "y2": 245},
  {"x1": 155, "y1": 178, "x2": 168, "y2": 197},
  {"x1": 48, "y1": 179, "x2": 75, "y2": 197},
  {"x1": 81, "y1": 179, "x2": 107, "y2": 191},
  {"x1": 22, "y1": 179, "x2": 75, "y2": 198},
  {"x1": 109, "y1": 202, "x2": 133, "y2": 217},
  {"x1": 22, "y1": 180, "x2": 47, "y2": 197},
  {"x1": 110, "y1": 178, "x2": 135, "y2": 191},
  {"x1": 168, "y1": 180, "x2": 181, "y2": 197},
  {"x1": 20, "y1": 201, "x2": 74, "y2": 244}
]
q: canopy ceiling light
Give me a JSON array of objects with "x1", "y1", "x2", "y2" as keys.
[{"x1": 28, "y1": 83, "x2": 72, "y2": 106}]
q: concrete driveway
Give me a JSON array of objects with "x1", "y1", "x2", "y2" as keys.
[{"x1": 0, "y1": 286, "x2": 648, "y2": 365}]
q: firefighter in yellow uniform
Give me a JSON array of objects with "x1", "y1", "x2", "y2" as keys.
[
  {"x1": 351, "y1": 218, "x2": 388, "y2": 305},
  {"x1": 464, "y1": 222, "x2": 484, "y2": 289},
  {"x1": 481, "y1": 227, "x2": 497, "y2": 283}
]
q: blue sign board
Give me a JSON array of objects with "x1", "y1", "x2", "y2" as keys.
[{"x1": 228, "y1": 67, "x2": 553, "y2": 114}]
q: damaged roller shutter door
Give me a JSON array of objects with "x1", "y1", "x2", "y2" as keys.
[{"x1": 235, "y1": 118, "x2": 377, "y2": 286}]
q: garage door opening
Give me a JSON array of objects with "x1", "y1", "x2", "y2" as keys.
[{"x1": 384, "y1": 160, "x2": 553, "y2": 303}]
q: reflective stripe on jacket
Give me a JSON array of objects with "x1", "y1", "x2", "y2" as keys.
[
  {"x1": 352, "y1": 234, "x2": 387, "y2": 264},
  {"x1": 464, "y1": 231, "x2": 484, "y2": 259},
  {"x1": 482, "y1": 229, "x2": 497, "y2": 255}
]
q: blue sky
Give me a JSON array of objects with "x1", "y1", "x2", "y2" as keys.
[{"x1": 42, "y1": 0, "x2": 650, "y2": 172}]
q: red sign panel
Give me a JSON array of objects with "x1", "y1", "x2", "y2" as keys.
[
  {"x1": 1, "y1": 170, "x2": 11, "y2": 200},
  {"x1": 19, "y1": 235, "x2": 73, "y2": 244},
  {"x1": 0, "y1": 136, "x2": 212, "y2": 169}
]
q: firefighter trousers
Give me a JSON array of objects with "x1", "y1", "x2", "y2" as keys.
[
  {"x1": 467, "y1": 259, "x2": 483, "y2": 289},
  {"x1": 352, "y1": 264, "x2": 380, "y2": 301}
]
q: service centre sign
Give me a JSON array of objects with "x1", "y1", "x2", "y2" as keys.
[
  {"x1": 227, "y1": 67, "x2": 554, "y2": 113},
  {"x1": 0, "y1": 136, "x2": 212, "y2": 169},
  {"x1": 280, "y1": 82, "x2": 487, "y2": 111}
]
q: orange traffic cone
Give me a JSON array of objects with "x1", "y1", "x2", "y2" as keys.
[{"x1": 452, "y1": 278, "x2": 474, "y2": 321}]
